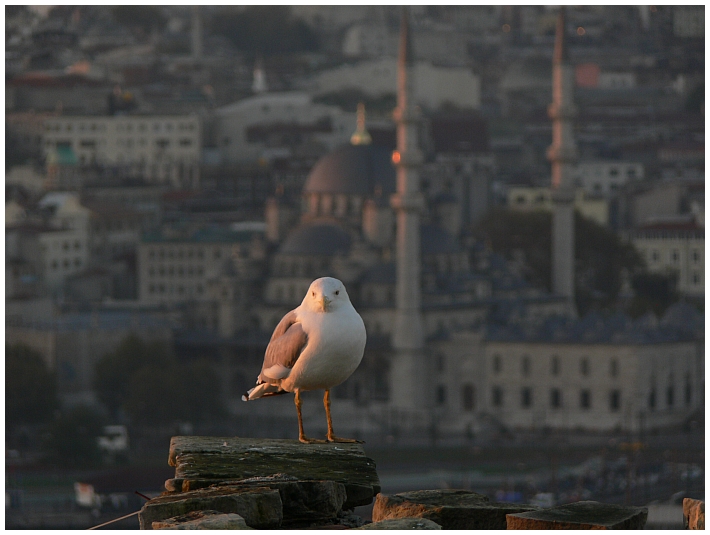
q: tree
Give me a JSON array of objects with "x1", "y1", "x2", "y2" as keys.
[
  {"x1": 211, "y1": 6, "x2": 318, "y2": 56},
  {"x1": 112, "y1": 6, "x2": 166, "y2": 35},
  {"x1": 94, "y1": 335, "x2": 173, "y2": 418},
  {"x1": 473, "y1": 208, "x2": 644, "y2": 314},
  {"x1": 124, "y1": 360, "x2": 224, "y2": 425},
  {"x1": 6, "y1": 344, "x2": 58, "y2": 430},
  {"x1": 47, "y1": 404, "x2": 106, "y2": 466}
]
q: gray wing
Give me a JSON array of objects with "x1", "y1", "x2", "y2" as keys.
[{"x1": 258, "y1": 311, "x2": 308, "y2": 384}]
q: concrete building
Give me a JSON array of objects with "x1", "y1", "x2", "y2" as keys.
[
  {"x1": 630, "y1": 218, "x2": 704, "y2": 297},
  {"x1": 137, "y1": 226, "x2": 266, "y2": 308},
  {"x1": 213, "y1": 92, "x2": 354, "y2": 165},
  {"x1": 575, "y1": 161, "x2": 644, "y2": 197},
  {"x1": 42, "y1": 115, "x2": 201, "y2": 188},
  {"x1": 307, "y1": 58, "x2": 481, "y2": 112},
  {"x1": 507, "y1": 186, "x2": 609, "y2": 227},
  {"x1": 482, "y1": 336, "x2": 702, "y2": 433}
]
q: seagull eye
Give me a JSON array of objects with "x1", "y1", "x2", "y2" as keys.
[{"x1": 335, "y1": 290, "x2": 340, "y2": 295}]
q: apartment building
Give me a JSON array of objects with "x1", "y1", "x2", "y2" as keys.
[{"x1": 43, "y1": 115, "x2": 201, "y2": 188}]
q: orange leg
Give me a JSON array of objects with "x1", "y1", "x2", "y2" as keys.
[
  {"x1": 295, "y1": 389, "x2": 325, "y2": 444},
  {"x1": 324, "y1": 389, "x2": 363, "y2": 443}
]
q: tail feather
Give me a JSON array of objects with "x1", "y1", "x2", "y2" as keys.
[{"x1": 242, "y1": 381, "x2": 285, "y2": 401}]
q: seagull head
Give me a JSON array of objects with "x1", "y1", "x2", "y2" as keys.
[{"x1": 304, "y1": 277, "x2": 349, "y2": 313}]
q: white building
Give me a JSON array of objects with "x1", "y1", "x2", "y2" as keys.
[
  {"x1": 213, "y1": 92, "x2": 354, "y2": 165},
  {"x1": 575, "y1": 161, "x2": 644, "y2": 197},
  {"x1": 42, "y1": 115, "x2": 201, "y2": 188},
  {"x1": 481, "y1": 337, "x2": 702, "y2": 432},
  {"x1": 630, "y1": 218, "x2": 704, "y2": 297},
  {"x1": 507, "y1": 186, "x2": 609, "y2": 226},
  {"x1": 307, "y1": 58, "x2": 481, "y2": 112},
  {"x1": 137, "y1": 226, "x2": 266, "y2": 308}
]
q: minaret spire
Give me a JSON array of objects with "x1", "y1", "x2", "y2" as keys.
[
  {"x1": 389, "y1": 7, "x2": 427, "y2": 413},
  {"x1": 350, "y1": 102, "x2": 372, "y2": 145},
  {"x1": 547, "y1": 6, "x2": 578, "y2": 308}
]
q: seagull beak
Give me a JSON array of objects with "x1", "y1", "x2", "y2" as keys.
[{"x1": 321, "y1": 296, "x2": 331, "y2": 312}]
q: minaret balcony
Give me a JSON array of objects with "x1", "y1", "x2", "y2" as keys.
[
  {"x1": 547, "y1": 102, "x2": 578, "y2": 120},
  {"x1": 390, "y1": 192, "x2": 425, "y2": 212},
  {"x1": 392, "y1": 149, "x2": 424, "y2": 167},
  {"x1": 546, "y1": 145, "x2": 578, "y2": 164},
  {"x1": 393, "y1": 106, "x2": 422, "y2": 123}
]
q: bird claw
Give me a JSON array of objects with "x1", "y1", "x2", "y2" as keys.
[
  {"x1": 299, "y1": 436, "x2": 327, "y2": 444},
  {"x1": 326, "y1": 436, "x2": 364, "y2": 444}
]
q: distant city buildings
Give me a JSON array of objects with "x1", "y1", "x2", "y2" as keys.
[{"x1": 4, "y1": 6, "x2": 704, "y2": 432}]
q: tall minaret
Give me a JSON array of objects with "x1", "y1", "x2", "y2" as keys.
[
  {"x1": 389, "y1": 7, "x2": 426, "y2": 411},
  {"x1": 547, "y1": 6, "x2": 577, "y2": 306}
]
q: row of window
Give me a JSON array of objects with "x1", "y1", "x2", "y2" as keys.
[
  {"x1": 148, "y1": 248, "x2": 219, "y2": 260},
  {"x1": 646, "y1": 248, "x2": 702, "y2": 264},
  {"x1": 46, "y1": 121, "x2": 197, "y2": 133},
  {"x1": 148, "y1": 265, "x2": 204, "y2": 278},
  {"x1": 487, "y1": 386, "x2": 622, "y2": 411},
  {"x1": 148, "y1": 283, "x2": 204, "y2": 295},
  {"x1": 50, "y1": 257, "x2": 82, "y2": 270},
  {"x1": 492, "y1": 355, "x2": 619, "y2": 377},
  {"x1": 461, "y1": 382, "x2": 694, "y2": 412}
]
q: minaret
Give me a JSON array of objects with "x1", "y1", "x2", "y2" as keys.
[
  {"x1": 547, "y1": 7, "x2": 577, "y2": 307},
  {"x1": 389, "y1": 7, "x2": 426, "y2": 412},
  {"x1": 350, "y1": 103, "x2": 372, "y2": 146},
  {"x1": 252, "y1": 57, "x2": 268, "y2": 94}
]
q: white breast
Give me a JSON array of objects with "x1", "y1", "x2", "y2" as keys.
[{"x1": 284, "y1": 306, "x2": 366, "y2": 392}]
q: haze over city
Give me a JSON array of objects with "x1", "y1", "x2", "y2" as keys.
[{"x1": 5, "y1": 5, "x2": 704, "y2": 529}]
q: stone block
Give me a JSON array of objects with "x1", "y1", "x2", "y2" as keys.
[
  {"x1": 372, "y1": 489, "x2": 539, "y2": 530},
  {"x1": 506, "y1": 501, "x2": 648, "y2": 530},
  {"x1": 683, "y1": 498, "x2": 705, "y2": 530},
  {"x1": 138, "y1": 486, "x2": 282, "y2": 530},
  {"x1": 152, "y1": 510, "x2": 253, "y2": 529},
  {"x1": 166, "y1": 436, "x2": 380, "y2": 509},
  {"x1": 209, "y1": 474, "x2": 347, "y2": 527},
  {"x1": 355, "y1": 517, "x2": 442, "y2": 529}
]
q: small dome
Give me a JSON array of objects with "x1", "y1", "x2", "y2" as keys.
[
  {"x1": 303, "y1": 144, "x2": 396, "y2": 196},
  {"x1": 279, "y1": 221, "x2": 351, "y2": 256}
]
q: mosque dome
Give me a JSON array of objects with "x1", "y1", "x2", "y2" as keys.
[
  {"x1": 279, "y1": 221, "x2": 351, "y2": 256},
  {"x1": 303, "y1": 144, "x2": 396, "y2": 197}
]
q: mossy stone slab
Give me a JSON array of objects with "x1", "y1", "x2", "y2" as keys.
[
  {"x1": 139, "y1": 486, "x2": 282, "y2": 530},
  {"x1": 166, "y1": 436, "x2": 380, "y2": 509},
  {"x1": 355, "y1": 517, "x2": 442, "y2": 529},
  {"x1": 373, "y1": 489, "x2": 539, "y2": 530},
  {"x1": 152, "y1": 510, "x2": 253, "y2": 529},
  {"x1": 506, "y1": 501, "x2": 648, "y2": 529}
]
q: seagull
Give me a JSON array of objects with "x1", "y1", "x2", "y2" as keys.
[{"x1": 243, "y1": 277, "x2": 367, "y2": 444}]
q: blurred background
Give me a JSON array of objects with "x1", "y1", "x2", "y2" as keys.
[{"x1": 5, "y1": 5, "x2": 704, "y2": 529}]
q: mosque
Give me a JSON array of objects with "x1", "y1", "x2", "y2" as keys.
[{"x1": 140, "y1": 8, "x2": 702, "y2": 438}]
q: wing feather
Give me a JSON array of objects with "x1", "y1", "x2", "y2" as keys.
[{"x1": 258, "y1": 320, "x2": 307, "y2": 384}]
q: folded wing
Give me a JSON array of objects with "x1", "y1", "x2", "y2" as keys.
[{"x1": 258, "y1": 311, "x2": 308, "y2": 383}]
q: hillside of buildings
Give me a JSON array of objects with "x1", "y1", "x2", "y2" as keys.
[{"x1": 5, "y1": 6, "x2": 704, "y2": 527}]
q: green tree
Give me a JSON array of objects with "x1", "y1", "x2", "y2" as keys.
[
  {"x1": 6, "y1": 344, "x2": 58, "y2": 430},
  {"x1": 627, "y1": 272, "x2": 679, "y2": 318},
  {"x1": 211, "y1": 6, "x2": 318, "y2": 56},
  {"x1": 94, "y1": 335, "x2": 173, "y2": 418},
  {"x1": 112, "y1": 6, "x2": 166, "y2": 35},
  {"x1": 47, "y1": 404, "x2": 106, "y2": 466},
  {"x1": 124, "y1": 360, "x2": 224, "y2": 425},
  {"x1": 473, "y1": 208, "x2": 644, "y2": 314}
]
